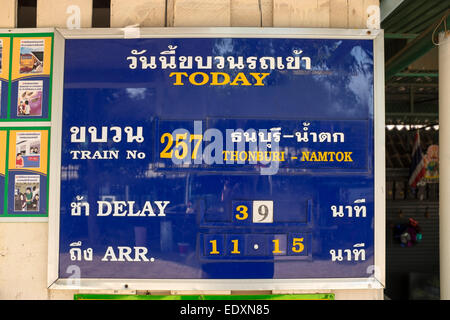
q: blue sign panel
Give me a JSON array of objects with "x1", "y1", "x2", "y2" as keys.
[{"x1": 59, "y1": 37, "x2": 374, "y2": 280}]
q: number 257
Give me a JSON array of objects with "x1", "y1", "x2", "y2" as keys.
[{"x1": 160, "y1": 133, "x2": 203, "y2": 160}]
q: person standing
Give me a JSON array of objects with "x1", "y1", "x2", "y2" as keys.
[
  {"x1": 32, "y1": 186, "x2": 39, "y2": 199},
  {"x1": 16, "y1": 153, "x2": 24, "y2": 168},
  {"x1": 24, "y1": 100, "x2": 31, "y2": 115},
  {"x1": 20, "y1": 194, "x2": 27, "y2": 211},
  {"x1": 31, "y1": 194, "x2": 39, "y2": 211},
  {"x1": 25, "y1": 188, "x2": 33, "y2": 210}
]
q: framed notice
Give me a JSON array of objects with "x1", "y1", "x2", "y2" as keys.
[
  {"x1": 0, "y1": 127, "x2": 49, "y2": 220},
  {"x1": 48, "y1": 28, "x2": 385, "y2": 291},
  {"x1": 0, "y1": 30, "x2": 53, "y2": 122}
]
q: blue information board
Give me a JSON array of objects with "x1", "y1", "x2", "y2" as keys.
[{"x1": 53, "y1": 30, "x2": 383, "y2": 287}]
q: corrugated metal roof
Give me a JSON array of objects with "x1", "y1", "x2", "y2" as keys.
[
  {"x1": 382, "y1": 0, "x2": 449, "y2": 123},
  {"x1": 382, "y1": 0, "x2": 450, "y2": 34}
]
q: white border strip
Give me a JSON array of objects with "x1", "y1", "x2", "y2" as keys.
[
  {"x1": 58, "y1": 27, "x2": 380, "y2": 39},
  {"x1": 52, "y1": 278, "x2": 383, "y2": 291},
  {"x1": 0, "y1": 217, "x2": 48, "y2": 222},
  {"x1": 373, "y1": 30, "x2": 386, "y2": 287},
  {"x1": 0, "y1": 28, "x2": 55, "y2": 34},
  {"x1": 47, "y1": 29, "x2": 65, "y2": 288}
]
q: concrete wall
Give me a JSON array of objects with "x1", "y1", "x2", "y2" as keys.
[
  {"x1": 0, "y1": 0, "x2": 16, "y2": 28},
  {"x1": 110, "y1": 0, "x2": 165, "y2": 27},
  {"x1": 0, "y1": 0, "x2": 380, "y2": 28},
  {"x1": 0, "y1": 0, "x2": 381, "y2": 300}
]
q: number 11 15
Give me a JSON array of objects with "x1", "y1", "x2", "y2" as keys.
[{"x1": 208, "y1": 237, "x2": 305, "y2": 255}]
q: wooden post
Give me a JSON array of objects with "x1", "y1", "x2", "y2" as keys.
[
  {"x1": 231, "y1": 0, "x2": 261, "y2": 27},
  {"x1": 274, "y1": 0, "x2": 379, "y2": 29},
  {"x1": 273, "y1": 0, "x2": 330, "y2": 28},
  {"x1": 0, "y1": 0, "x2": 17, "y2": 28},
  {"x1": 349, "y1": 0, "x2": 380, "y2": 29},
  {"x1": 330, "y1": 0, "x2": 348, "y2": 28},
  {"x1": 166, "y1": 0, "x2": 175, "y2": 27},
  {"x1": 173, "y1": 0, "x2": 231, "y2": 27},
  {"x1": 36, "y1": 0, "x2": 93, "y2": 28},
  {"x1": 110, "y1": 0, "x2": 165, "y2": 27}
]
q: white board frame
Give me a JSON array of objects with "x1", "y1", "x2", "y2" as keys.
[{"x1": 47, "y1": 27, "x2": 385, "y2": 291}]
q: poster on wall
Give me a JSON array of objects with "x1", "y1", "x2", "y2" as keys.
[
  {"x1": 50, "y1": 29, "x2": 384, "y2": 290},
  {"x1": 9, "y1": 35, "x2": 52, "y2": 120},
  {"x1": 0, "y1": 37, "x2": 10, "y2": 119},
  {"x1": 0, "y1": 29, "x2": 53, "y2": 221},
  {"x1": 19, "y1": 39, "x2": 45, "y2": 74},
  {"x1": 14, "y1": 131, "x2": 41, "y2": 168},
  {"x1": 0, "y1": 40, "x2": 2, "y2": 116},
  {"x1": 2, "y1": 128, "x2": 49, "y2": 217},
  {"x1": 17, "y1": 80, "x2": 43, "y2": 117},
  {"x1": 14, "y1": 175, "x2": 40, "y2": 212},
  {"x1": 0, "y1": 130, "x2": 6, "y2": 214}
]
